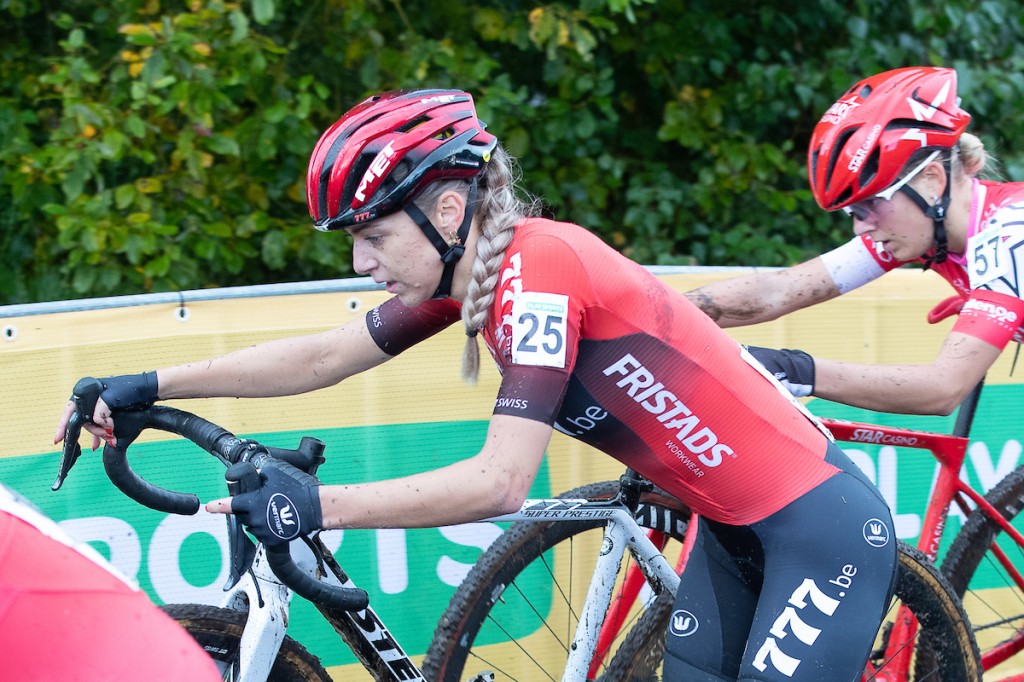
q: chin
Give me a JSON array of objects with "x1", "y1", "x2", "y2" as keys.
[{"x1": 396, "y1": 291, "x2": 429, "y2": 308}]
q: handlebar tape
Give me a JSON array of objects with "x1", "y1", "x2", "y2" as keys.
[
  {"x1": 92, "y1": 404, "x2": 366, "y2": 610},
  {"x1": 100, "y1": 407, "x2": 236, "y2": 515},
  {"x1": 266, "y1": 545, "x2": 369, "y2": 611}
]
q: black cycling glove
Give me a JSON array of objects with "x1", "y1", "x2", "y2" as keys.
[
  {"x1": 745, "y1": 346, "x2": 816, "y2": 397},
  {"x1": 226, "y1": 457, "x2": 323, "y2": 547},
  {"x1": 74, "y1": 372, "x2": 160, "y2": 415}
]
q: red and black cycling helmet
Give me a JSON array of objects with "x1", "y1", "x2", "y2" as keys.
[
  {"x1": 807, "y1": 66, "x2": 971, "y2": 212},
  {"x1": 306, "y1": 89, "x2": 497, "y2": 231},
  {"x1": 306, "y1": 89, "x2": 497, "y2": 298}
]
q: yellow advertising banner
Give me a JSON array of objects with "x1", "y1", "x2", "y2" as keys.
[{"x1": 1, "y1": 268, "x2": 1021, "y2": 679}]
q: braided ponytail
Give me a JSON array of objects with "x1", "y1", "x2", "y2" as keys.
[
  {"x1": 411, "y1": 144, "x2": 539, "y2": 383},
  {"x1": 460, "y1": 145, "x2": 540, "y2": 383}
]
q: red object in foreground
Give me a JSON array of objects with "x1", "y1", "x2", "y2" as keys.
[{"x1": 0, "y1": 486, "x2": 219, "y2": 681}]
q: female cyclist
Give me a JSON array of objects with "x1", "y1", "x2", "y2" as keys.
[
  {"x1": 56, "y1": 89, "x2": 897, "y2": 680},
  {"x1": 686, "y1": 66, "x2": 1024, "y2": 416}
]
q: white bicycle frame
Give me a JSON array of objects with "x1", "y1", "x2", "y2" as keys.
[
  {"x1": 203, "y1": 495, "x2": 684, "y2": 682},
  {"x1": 216, "y1": 541, "x2": 424, "y2": 682},
  {"x1": 488, "y1": 497, "x2": 685, "y2": 682},
  {"x1": 219, "y1": 547, "x2": 292, "y2": 682}
]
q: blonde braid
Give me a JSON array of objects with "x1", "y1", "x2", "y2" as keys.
[{"x1": 461, "y1": 145, "x2": 540, "y2": 383}]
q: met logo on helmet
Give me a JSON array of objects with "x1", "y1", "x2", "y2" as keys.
[
  {"x1": 354, "y1": 141, "x2": 397, "y2": 206},
  {"x1": 419, "y1": 94, "x2": 458, "y2": 105}
]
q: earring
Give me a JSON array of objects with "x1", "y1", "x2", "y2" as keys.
[{"x1": 447, "y1": 230, "x2": 461, "y2": 246}]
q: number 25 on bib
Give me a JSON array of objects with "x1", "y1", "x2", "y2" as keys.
[{"x1": 511, "y1": 292, "x2": 569, "y2": 368}]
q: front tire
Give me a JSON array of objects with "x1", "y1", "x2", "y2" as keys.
[
  {"x1": 423, "y1": 480, "x2": 692, "y2": 681},
  {"x1": 162, "y1": 603, "x2": 332, "y2": 681}
]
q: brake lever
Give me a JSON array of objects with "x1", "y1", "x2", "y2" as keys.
[
  {"x1": 223, "y1": 460, "x2": 261, "y2": 589},
  {"x1": 52, "y1": 377, "x2": 105, "y2": 491}
]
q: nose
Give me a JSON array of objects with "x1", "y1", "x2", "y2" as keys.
[
  {"x1": 852, "y1": 215, "x2": 875, "y2": 236},
  {"x1": 351, "y1": 240, "x2": 377, "y2": 276}
]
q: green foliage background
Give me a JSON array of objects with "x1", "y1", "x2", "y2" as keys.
[{"x1": 3, "y1": 0, "x2": 1023, "y2": 304}]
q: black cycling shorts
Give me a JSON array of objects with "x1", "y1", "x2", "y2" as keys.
[{"x1": 663, "y1": 442, "x2": 897, "y2": 681}]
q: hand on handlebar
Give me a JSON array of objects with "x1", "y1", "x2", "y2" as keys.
[
  {"x1": 54, "y1": 372, "x2": 160, "y2": 448},
  {"x1": 208, "y1": 457, "x2": 324, "y2": 548}
]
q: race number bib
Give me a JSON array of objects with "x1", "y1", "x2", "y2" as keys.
[
  {"x1": 967, "y1": 222, "x2": 1010, "y2": 289},
  {"x1": 511, "y1": 292, "x2": 569, "y2": 368}
]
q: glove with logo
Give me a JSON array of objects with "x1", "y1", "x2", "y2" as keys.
[
  {"x1": 745, "y1": 346, "x2": 816, "y2": 398},
  {"x1": 225, "y1": 457, "x2": 323, "y2": 548}
]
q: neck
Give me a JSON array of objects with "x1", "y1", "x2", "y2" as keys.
[
  {"x1": 944, "y1": 175, "x2": 975, "y2": 256},
  {"x1": 449, "y1": 219, "x2": 480, "y2": 301}
]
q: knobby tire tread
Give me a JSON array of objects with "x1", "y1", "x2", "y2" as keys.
[
  {"x1": 892, "y1": 544, "x2": 981, "y2": 681},
  {"x1": 162, "y1": 603, "x2": 332, "y2": 682}
]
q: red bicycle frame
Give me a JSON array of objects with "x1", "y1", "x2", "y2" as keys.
[{"x1": 591, "y1": 380, "x2": 1024, "y2": 679}]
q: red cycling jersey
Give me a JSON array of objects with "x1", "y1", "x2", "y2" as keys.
[
  {"x1": 367, "y1": 218, "x2": 837, "y2": 525},
  {"x1": 820, "y1": 178, "x2": 1024, "y2": 348}
]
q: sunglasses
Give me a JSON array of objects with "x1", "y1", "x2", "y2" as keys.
[{"x1": 841, "y1": 150, "x2": 941, "y2": 221}]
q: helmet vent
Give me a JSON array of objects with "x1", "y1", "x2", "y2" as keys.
[
  {"x1": 857, "y1": 84, "x2": 874, "y2": 99},
  {"x1": 833, "y1": 187, "x2": 853, "y2": 208},
  {"x1": 858, "y1": 148, "x2": 879, "y2": 187},
  {"x1": 397, "y1": 115, "x2": 431, "y2": 133},
  {"x1": 887, "y1": 118, "x2": 952, "y2": 134},
  {"x1": 825, "y1": 127, "x2": 858, "y2": 192}
]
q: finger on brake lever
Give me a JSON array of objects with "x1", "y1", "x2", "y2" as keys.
[
  {"x1": 223, "y1": 461, "x2": 261, "y2": 589},
  {"x1": 52, "y1": 378, "x2": 105, "y2": 491}
]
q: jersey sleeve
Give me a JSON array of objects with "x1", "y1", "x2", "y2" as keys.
[
  {"x1": 490, "y1": 233, "x2": 591, "y2": 424},
  {"x1": 952, "y1": 289, "x2": 1024, "y2": 349},
  {"x1": 365, "y1": 296, "x2": 461, "y2": 356},
  {"x1": 819, "y1": 235, "x2": 903, "y2": 294}
]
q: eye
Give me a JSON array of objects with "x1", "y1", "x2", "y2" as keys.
[{"x1": 844, "y1": 204, "x2": 870, "y2": 221}]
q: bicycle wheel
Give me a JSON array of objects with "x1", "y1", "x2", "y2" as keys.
[
  {"x1": 162, "y1": 603, "x2": 332, "y2": 682},
  {"x1": 941, "y1": 464, "x2": 1024, "y2": 678},
  {"x1": 422, "y1": 480, "x2": 691, "y2": 682},
  {"x1": 866, "y1": 543, "x2": 980, "y2": 681},
  {"x1": 422, "y1": 483, "x2": 979, "y2": 681}
]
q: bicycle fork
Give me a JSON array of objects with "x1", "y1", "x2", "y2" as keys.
[
  {"x1": 219, "y1": 549, "x2": 291, "y2": 682},
  {"x1": 563, "y1": 510, "x2": 681, "y2": 682}
]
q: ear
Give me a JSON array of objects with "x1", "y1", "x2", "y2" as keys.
[
  {"x1": 434, "y1": 190, "x2": 468, "y2": 236},
  {"x1": 921, "y1": 160, "x2": 948, "y2": 197}
]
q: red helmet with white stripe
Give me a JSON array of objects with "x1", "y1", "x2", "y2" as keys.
[
  {"x1": 306, "y1": 89, "x2": 497, "y2": 231},
  {"x1": 808, "y1": 67, "x2": 971, "y2": 211}
]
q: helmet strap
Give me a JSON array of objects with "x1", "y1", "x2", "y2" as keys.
[
  {"x1": 898, "y1": 157, "x2": 952, "y2": 269},
  {"x1": 403, "y1": 180, "x2": 479, "y2": 299}
]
